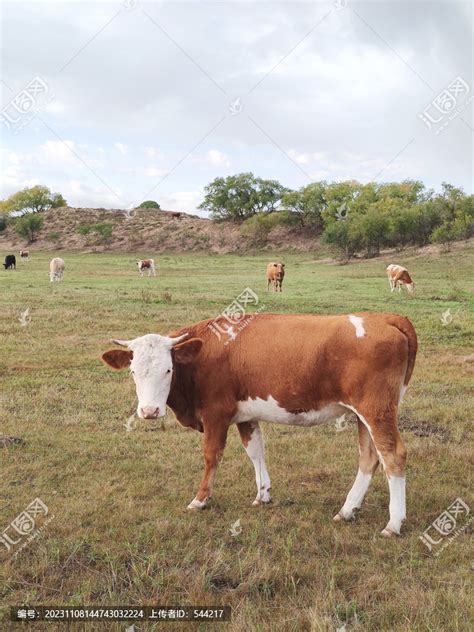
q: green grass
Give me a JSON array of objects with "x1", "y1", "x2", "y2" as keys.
[{"x1": 1, "y1": 244, "x2": 473, "y2": 631}]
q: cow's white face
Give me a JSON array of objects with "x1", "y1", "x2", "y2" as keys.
[
  {"x1": 407, "y1": 282, "x2": 415, "y2": 293},
  {"x1": 102, "y1": 333, "x2": 202, "y2": 420}
]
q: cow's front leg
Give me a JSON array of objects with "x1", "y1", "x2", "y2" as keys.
[
  {"x1": 237, "y1": 421, "x2": 271, "y2": 506},
  {"x1": 187, "y1": 421, "x2": 229, "y2": 510}
]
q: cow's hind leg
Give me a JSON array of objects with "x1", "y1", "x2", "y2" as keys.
[
  {"x1": 346, "y1": 406, "x2": 407, "y2": 536},
  {"x1": 334, "y1": 420, "x2": 379, "y2": 522},
  {"x1": 237, "y1": 422, "x2": 271, "y2": 506},
  {"x1": 187, "y1": 420, "x2": 229, "y2": 510}
]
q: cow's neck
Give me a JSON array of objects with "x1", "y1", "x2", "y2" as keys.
[{"x1": 167, "y1": 363, "x2": 203, "y2": 432}]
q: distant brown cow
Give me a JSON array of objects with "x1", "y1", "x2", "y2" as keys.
[
  {"x1": 267, "y1": 262, "x2": 285, "y2": 292},
  {"x1": 171, "y1": 212, "x2": 182, "y2": 219},
  {"x1": 19, "y1": 250, "x2": 29, "y2": 260},
  {"x1": 386, "y1": 265, "x2": 415, "y2": 293}
]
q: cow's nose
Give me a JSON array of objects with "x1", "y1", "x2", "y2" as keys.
[{"x1": 140, "y1": 407, "x2": 160, "y2": 419}]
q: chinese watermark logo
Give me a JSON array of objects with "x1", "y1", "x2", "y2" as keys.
[
  {"x1": 124, "y1": 414, "x2": 138, "y2": 432},
  {"x1": 229, "y1": 519, "x2": 242, "y2": 537},
  {"x1": 208, "y1": 287, "x2": 264, "y2": 345},
  {"x1": 228, "y1": 97, "x2": 243, "y2": 117},
  {"x1": 1, "y1": 498, "x2": 54, "y2": 558},
  {"x1": 419, "y1": 76, "x2": 472, "y2": 135},
  {"x1": 335, "y1": 203, "x2": 349, "y2": 221},
  {"x1": 335, "y1": 414, "x2": 350, "y2": 432},
  {"x1": 1, "y1": 77, "x2": 53, "y2": 135},
  {"x1": 18, "y1": 308, "x2": 31, "y2": 327},
  {"x1": 419, "y1": 497, "x2": 471, "y2": 556}
]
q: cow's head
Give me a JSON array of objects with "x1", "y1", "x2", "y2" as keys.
[
  {"x1": 274, "y1": 262, "x2": 285, "y2": 278},
  {"x1": 102, "y1": 333, "x2": 202, "y2": 419},
  {"x1": 407, "y1": 282, "x2": 416, "y2": 293}
]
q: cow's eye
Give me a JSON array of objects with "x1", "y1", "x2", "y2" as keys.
[{"x1": 166, "y1": 369, "x2": 171, "y2": 374}]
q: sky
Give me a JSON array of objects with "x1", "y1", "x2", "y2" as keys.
[{"x1": 1, "y1": 0, "x2": 472, "y2": 216}]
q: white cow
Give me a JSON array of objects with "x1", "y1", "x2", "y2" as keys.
[{"x1": 49, "y1": 257, "x2": 65, "y2": 282}]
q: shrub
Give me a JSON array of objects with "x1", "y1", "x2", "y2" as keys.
[
  {"x1": 77, "y1": 222, "x2": 113, "y2": 244},
  {"x1": 138, "y1": 200, "x2": 160, "y2": 209},
  {"x1": 14, "y1": 214, "x2": 44, "y2": 242}
]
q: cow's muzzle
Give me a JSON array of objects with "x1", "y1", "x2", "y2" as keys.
[{"x1": 140, "y1": 406, "x2": 160, "y2": 419}]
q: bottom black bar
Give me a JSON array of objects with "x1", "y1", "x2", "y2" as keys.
[{"x1": 11, "y1": 606, "x2": 231, "y2": 622}]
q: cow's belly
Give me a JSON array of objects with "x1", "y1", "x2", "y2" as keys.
[{"x1": 232, "y1": 396, "x2": 346, "y2": 427}]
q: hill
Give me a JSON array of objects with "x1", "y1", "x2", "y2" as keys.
[{"x1": 0, "y1": 207, "x2": 319, "y2": 254}]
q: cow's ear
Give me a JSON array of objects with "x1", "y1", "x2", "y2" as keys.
[
  {"x1": 102, "y1": 349, "x2": 133, "y2": 369},
  {"x1": 172, "y1": 338, "x2": 203, "y2": 364}
]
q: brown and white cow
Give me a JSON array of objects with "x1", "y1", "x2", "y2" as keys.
[
  {"x1": 137, "y1": 259, "x2": 156, "y2": 277},
  {"x1": 386, "y1": 264, "x2": 415, "y2": 293},
  {"x1": 267, "y1": 262, "x2": 285, "y2": 292},
  {"x1": 49, "y1": 257, "x2": 65, "y2": 282},
  {"x1": 102, "y1": 312, "x2": 417, "y2": 537},
  {"x1": 19, "y1": 250, "x2": 29, "y2": 260}
]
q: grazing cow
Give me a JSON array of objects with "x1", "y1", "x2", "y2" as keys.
[
  {"x1": 386, "y1": 264, "x2": 415, "y2": 293},
  {"x1": 266, "y1": 262, "x2": 285, "y2": 292},
  {"x1": 137, "y1": 259, "x2": 156, "y2": 277},
  {"x1": 3, "y1": 255, "x2": 16, "y2": 270},
  {"x1": 49, "y1": 257, "x2": 65, "y2": 282},
  {"x1": 171, "y1": 212, "x2": 182, "y2": 219},
  {"x1": 102, "y1": 311, "x2": 417, "y2": 537}
]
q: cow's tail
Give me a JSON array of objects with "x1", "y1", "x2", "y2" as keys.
[{"x1": 388, "y1": 315, "x2": 418, "y2": 386}]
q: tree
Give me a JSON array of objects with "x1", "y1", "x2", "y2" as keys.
[
  {"x1": 199, "y1": 173, "x2": 289, "y2": 221},
  {"x1": 281, "y1": 182, "x2": 327, "y2": 228},
  {"x1": 138, "y1": 200, "x2": 160, "y2": 209},
  {"x1": 2, "y1": 185, "x2": 67, "y2": 216},
  {"x1": 14, "y1": 214, "x2": 44, "y2": 242}
]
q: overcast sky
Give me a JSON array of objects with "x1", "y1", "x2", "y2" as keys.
[{"x1": 1, "y1": 0, "x2": 472, "y2": 215}]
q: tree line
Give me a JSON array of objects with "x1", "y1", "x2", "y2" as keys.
[{"x1": 199, "y1": 173, "x2": 473, "y2": 258}]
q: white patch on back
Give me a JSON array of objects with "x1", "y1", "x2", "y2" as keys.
[
  {"x1": 233, "y1": 396, "x2": 346, "y2": 427},
  {"x1": 348, "y1": 314, "x2": 365, "y2": 338}
]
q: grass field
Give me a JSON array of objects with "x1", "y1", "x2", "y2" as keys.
[{"x1": 1, "y1": 244, "x2": 473, "y2": 631}]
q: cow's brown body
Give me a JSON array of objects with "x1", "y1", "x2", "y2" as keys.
[
  {"x1": 103, "y1": 311, "x2": 417, "y2": 535},
  {"x1": 19, "y1": 250, "x2": 29, "y2": 260},
  {"x1": 266, "y1": 262, "x2": 285, "y2": 292}
]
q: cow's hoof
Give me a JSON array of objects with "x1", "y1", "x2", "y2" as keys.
[
  {"x1": 187, "y1": 497, "x2": 207, "y2": 510},
  {"x1": 333, "y1": 509, "x2": 357, "y2": 522},
  {"x1": 252, "y1": 496, "x2": 271, "y2": 507},
  {"x1": 381, "y1": 527, "x2": 399, "y2": 538}
]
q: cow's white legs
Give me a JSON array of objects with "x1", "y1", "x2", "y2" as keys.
[
  {"x1": 336, "y1": 407, "x2": 406, "y2": 536},
  {"x1": 335, "y1": 420, "x2": 379, "y2": 521},
  {"x1": 237, "y1": 422, "x2": 271, "y2": 505},
  {"x1": 383, "y1": 475, "x2": 406, "y2": 536},
  {"x1": 336, "y1": 469, "x2": 373, "y2": 520}
]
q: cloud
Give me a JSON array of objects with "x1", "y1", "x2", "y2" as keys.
[
  {"x1": 114, "y1": 142, "x2": 128, "y2": 156},
  {"x1": 159, "y1": 190, "x2": 205, "y2": 215},
  {"x1": 144, "y1": 166, "x2": 168, "y2": 177},
  {"x1": 206, "y1": 149, "x2": 231, "y2": 168}
]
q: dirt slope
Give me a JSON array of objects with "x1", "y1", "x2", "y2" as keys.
[{"x1": 0, "y1": 207, "x2": 319, "y2": 254}]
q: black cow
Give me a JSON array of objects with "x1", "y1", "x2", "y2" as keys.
[{"x1": 3, "y1": 255, "x2": 16, "y2": 270}]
